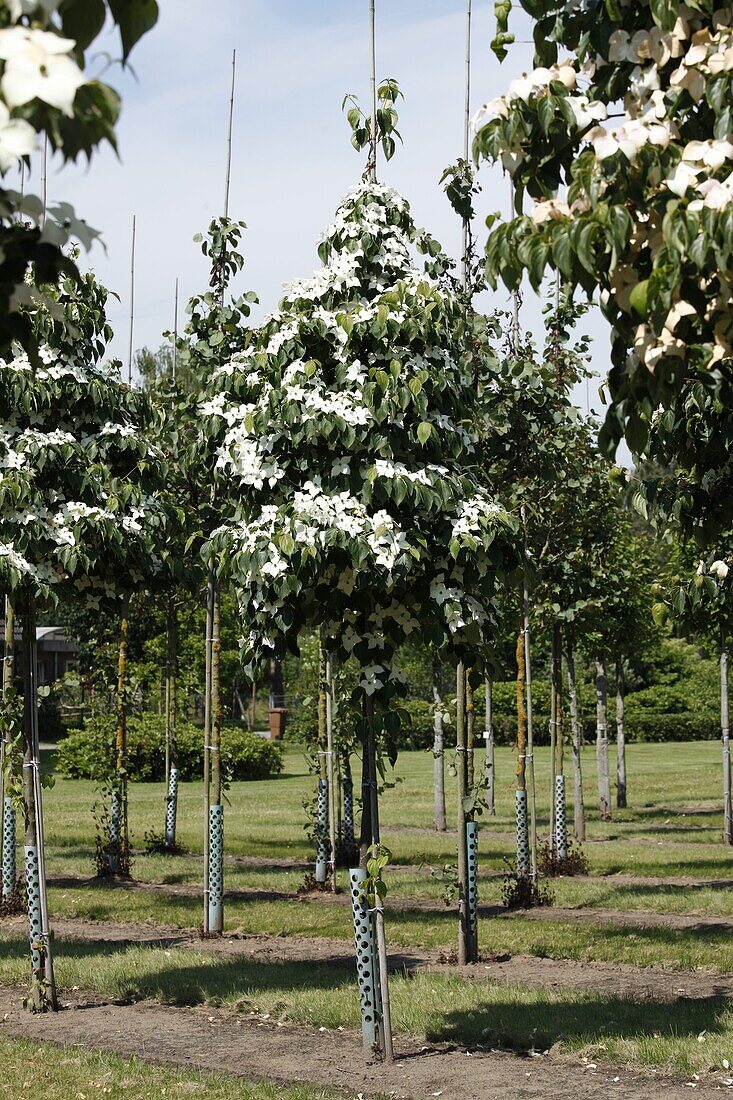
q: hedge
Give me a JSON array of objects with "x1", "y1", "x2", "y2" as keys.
[{"x1": 56, "y1": 714, "x2": 284, "y2": 782}]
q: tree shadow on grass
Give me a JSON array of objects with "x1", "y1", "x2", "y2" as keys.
[{"x1": 430, "y1": 993, "x2": 731, "y2": 1051}]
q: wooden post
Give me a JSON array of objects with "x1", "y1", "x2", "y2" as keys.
[{"x1": 721, "y1": 629, "x2": 732, "y2": 845}]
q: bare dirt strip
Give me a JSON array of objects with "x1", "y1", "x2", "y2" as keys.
[
  {"x1": 0, "y1": 988, "x2": 728, "y2": 1100},
  {"x1": 4, "y1": 916, "x2": 733, "y2": 1001}
]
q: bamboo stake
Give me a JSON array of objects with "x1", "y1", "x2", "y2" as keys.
[
  {"x1": 202, "y1": 569, "x2": 214, "y2": 933},
  {"x1": 521, "y1": 510, "x2": 538, "y2": 880},
  {"x1": 127, "y1": 215, "x2": 136, "y2": 385},
  {"x1": 39, "y1": 135, "x2": 47, "y2": 230},
  {"x1": 368, "y1": 0, "x2": 377, "y2": 183},
  {"x1": 616, "y1": 659, "x2": 627, "y2": 809},
  {"x1": 22, "y1": 594, "x2": 57, "y2": 1010},
  {"x1": 461, "y1": 0, "x2": 472, "y2": 289},
  {"x1": 325, "y1": 651, "x2": 337, "y2": 893},
  {"x1": 549, "y1": 625, "x2": 559, "y2": 851},
  {"x1": 224, "y1": 50, "x2": 236, "y2": 219},
  {"x1": 721, "y1": 628, "x2": 732, "y2": 845},
  {"x1": 432, "y1": 665, "x2": 447, "y2": 832},
  {"x1": 456, "y1": 662, "x2": 469, "y2": 965},
  {"x1": 1, "y1": 596, "x2": 15, "y2": 898},
  {"x1": 566, "y1": 640, "x2": 586, "y2": 840},
  {"x1": 595, "y1": 655, "x2": 612, "y2": 820},
  {"x1": 364, "y1": 692, "x2": 393, "y2": 1063},
  {"x1": 172, "y1": 278, "x2": 179, "y2": 382},
  {"x1": 484, "y1": 678, "x2": 495, "y2": 815}
]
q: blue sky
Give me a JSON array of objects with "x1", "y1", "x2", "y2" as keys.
[{"x1": 33, "y1": 0, "x2": 608, "y2": 418}]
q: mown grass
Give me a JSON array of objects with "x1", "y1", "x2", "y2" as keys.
[
  {"x1": 0, "y1": 942, "x2": 731, "y2": 1078},
  {"x1": 0, "y1": 1037, "x2": 340, "y2": 1100}
]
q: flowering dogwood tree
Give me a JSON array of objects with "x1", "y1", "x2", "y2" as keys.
[
  {"x1": 0, "y1": 0, "x2": 157, "y2": 360},
  {"x1": 204, "y1": 181, "x2": 519, "y2": 1055},
  {"x1": 473, "y1": 0, "x2": 733, "y2": 466},
  {"x1": 0, "y1": 255, "x2": 165, "y2": 1010}
]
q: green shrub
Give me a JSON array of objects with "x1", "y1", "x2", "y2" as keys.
[
  {"x1": 624, "y1": 712, "x2": 719, "y2": 742},
  {"x1": 56, "y1": 714, "x2": 284, "y2": 782}
]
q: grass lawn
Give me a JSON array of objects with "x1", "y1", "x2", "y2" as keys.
[
  {"x1": 1, "y1": 739, "x2": 731, "y2": 1081},
  {"x1": 0, "y1": 1038, "x2": 338, "y2": 1100}
]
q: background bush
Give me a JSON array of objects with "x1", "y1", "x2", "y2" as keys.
[{"x1": 56, "y1": 714, "x2": 284, "y2": 782}]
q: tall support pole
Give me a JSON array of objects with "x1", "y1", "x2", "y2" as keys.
[
  {"x1": 368, "y1": 0, "x2": 377, "y2": 183},
  {"x1": 722, "y1": 629, "x2": 732, "y2": 845},
  {"x1": 484, "y1": 678, "x2": 495, "y2": 815},
  {"x1": 22, "y1": 594, "x2": 57, "y2": 1011},
  {"x1": 515, "y1": 625, "x2": 530, "y2": 878},
  {"x1": 325, "y1": 650, "x2": 337, "y2": 893},
  {"x1": 364, "y1": 692, "x2": 393, "y2": 1063},
  {"x1": 202, "y1": 568, "x2": 215, "y2": 933},
  {"x1": 595, "y1": 654, "x2": 612, "y2": 821},
  {"x1": 521, "y1": 510, "x2": 538, "y2": 881},
  {"x1": 208, "y1": 582, "x2": 224, "y2": 932},
  {"x1": 461, "y1": 0, "x2": 472, "y2": 288},
  {"x1": 432, "y1": 663, "x2": 447, "y2": 832},
  {"x1": 127, "y1": 215, "x2": 136, "y2": 385},
  {"x1": 39, "y1": 135, "x2": 47, "y2": 229},
  {"x1": 164, "y1": 597, "x2": 179, "y2": 849},
  {"x1": 315, "y1": 637, "x2": 328, "y2": 883},
  {"x1": 456, "y1": 662, "x2": 469, "y2": 965},
  {"x1": 2, "y1": 596, "x2": 16, "y2": 899},
  {"x1": 109, "y1": 608, "x2": 129, "y2": 876},
  {"x1": 566, "y1": 639, "x2": 586, "y2": 841},
  {"x1": 616, "y1": 659, "x2": 627, "y2": 810},
  {"x1": 224, "y1": 50, "x2": 236, "y2": 219},
  {"x1": 172, "y1": 278, "x2": 179, "y2": 382}
]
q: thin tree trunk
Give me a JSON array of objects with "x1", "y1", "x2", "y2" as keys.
[
  {"x1": 22, "y1": 594, "x2": 57, "y2": 1010},
  {"x1": 315, "y1": 636, "x2": 328, "y2": 883},
  {"x1": 111, "y1": 608, "x2": 129, "y2": 875},
  {"x1": 208, "y1": 582, "x2": 224, "y2": 932},
  {"x1": 432, "y1": 665, "x2": 446, "y2": 832},
  {"x1": 485, "y1": 678, "x2": 495, "y2": 815},
  {"x1": 549, "y1": 625, "x2": 559, "y2": 851},
  {"x1": 456, "y1": 662, "x2": 469, "y2": 965},
  {"x1": 566, "y1": 642, "x2": 585, "y2": 840},
  {"x1": 363, "y1": 688, "x2": 393, "y2": 1063},
  {"x1": 616, "y1": 659, "x2": 627, "y2": 810},
  {"x1": 523, "y1": 578, "x2": 538, "y2": 878},
  {"x1": 325, "y1": 650, "x2": 337, "y2": 893},
  {"x1": 721, "y1": 630, "x2": 732, "y2": 845},
  {"x1": 2, "y1": 596, "x2": 15, "y2": 899},
  {"x1": 164, "y1": 595, "x2": 178, "y2": 849},
  {"x1": 515, "y1": 627, "x2": 529, "y2": 879},
  {"x1": 595, "y1": 655, "x2": 612, "y2": 821},
  {"x1": 202, "y1": 569, "x2": 215, "y2": 933}
]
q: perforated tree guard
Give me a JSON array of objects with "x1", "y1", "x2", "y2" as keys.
[
  {"x1": 466, "y1": 821, "x2": 478, "y2": 944},
  {"x1": 349, "y1": 866, "x2": 381, "y2": 1052},
  {"x1": 342, "y1": 774, "x2": 355, "y2": 852},
  {"x1": 208, "y1": 803, "x2": 224, "y2": 932},
  {"x1": 107, "y1": 790, "x2": 121, "y2": 874},
  {"x1": 24, "y1": 843, "x2": 42, "y2": 974},
  {"x1": 315, "y1": 778, "x2": 328, "y2": 883},
  {"x1": 2, "y1": 797, "x2": 15, "y2": 899},
  {"x1": 165, "y1": 765, "x2": 179, "y2": 848},
  {"x1": 515, "y1": 790, "x2": 530, "y2": 879},
  {"x1": 555, "y1": 774, "x2": 568, "y2": 863}
]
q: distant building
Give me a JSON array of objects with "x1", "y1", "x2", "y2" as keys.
[{"x1": 0, "y1": 624, "x2": 77, "y2": 685}]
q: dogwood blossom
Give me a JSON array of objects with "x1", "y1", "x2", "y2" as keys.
[{"x1": 0, "y1": 26, "x2": 86, "y2": 116}]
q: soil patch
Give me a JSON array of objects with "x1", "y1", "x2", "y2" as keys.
[{"x1": 0, "y1": 989, "x2": 726, "y2": 1100}]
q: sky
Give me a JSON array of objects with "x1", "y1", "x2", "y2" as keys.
[{"x1": 35, "y1": 0, "x2": 611, "y2": 420}]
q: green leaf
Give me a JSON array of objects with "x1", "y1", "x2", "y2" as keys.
[
  {"x1": 417, "y1": 422, "x2": 432, "y2": 445},
  {"x1": 108, "y1": 0, "x2": 159, "y2": 61},
  {"x1": 629, "y1": 279, "x2": 649, "y2": 317}
]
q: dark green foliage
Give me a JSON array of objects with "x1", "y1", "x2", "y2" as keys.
[{"x1": 56, "y1": 715, "x2": 283, "y2": 782}]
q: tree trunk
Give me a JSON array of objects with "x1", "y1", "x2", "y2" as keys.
[
  {"x1": 432, "y1": 665, "x2": 446, "y2": 832},
  {"x1": 523, "y1": 579, "x2": 538, "y2": 878},
  {"x1": 566, "y1": 642, "x2": 585, "y2": 840},
  {"x1": 549, "y1": 625, "x2": 559, "y2": 851},
  {"x1": 616, "y1": 659, "x2": 627, "y2": 810},
  {"x1": 595, "y1": 655, "x2": 612, "y2": 821},
  {"x1": 21, "y1": 594, "x2": 57, "y2": 1011},
  {"x1": 721, "y1": 630, "x2": 732, "y2": 845},
  {"x1": 325, "y1": 650, "x2": 337, "y2": 893},
  {"x1": 164, "y1": 595, "x2": 178, "y2": 849},
  {"x1": 208, "y1": 582, "x2": 224, "y2": 932},
  {"x1": 202, "y1": 569, "x2": 215, "y2": 933},
  {"x1": 485, "y1": 679, "x2": 495, "y2": 815},
  {"x1": 2, "y1": 595, "x2": 16, "y2": 899},
  {"x1": 110, "y1": 608, "x2": 129, "y2": 875},
  {"x1": 515, "y1": 627, "x2": 530, "y2": 878},
  {"x1": 455, "y1": 662, "x2": 469, "y2": 965}
]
